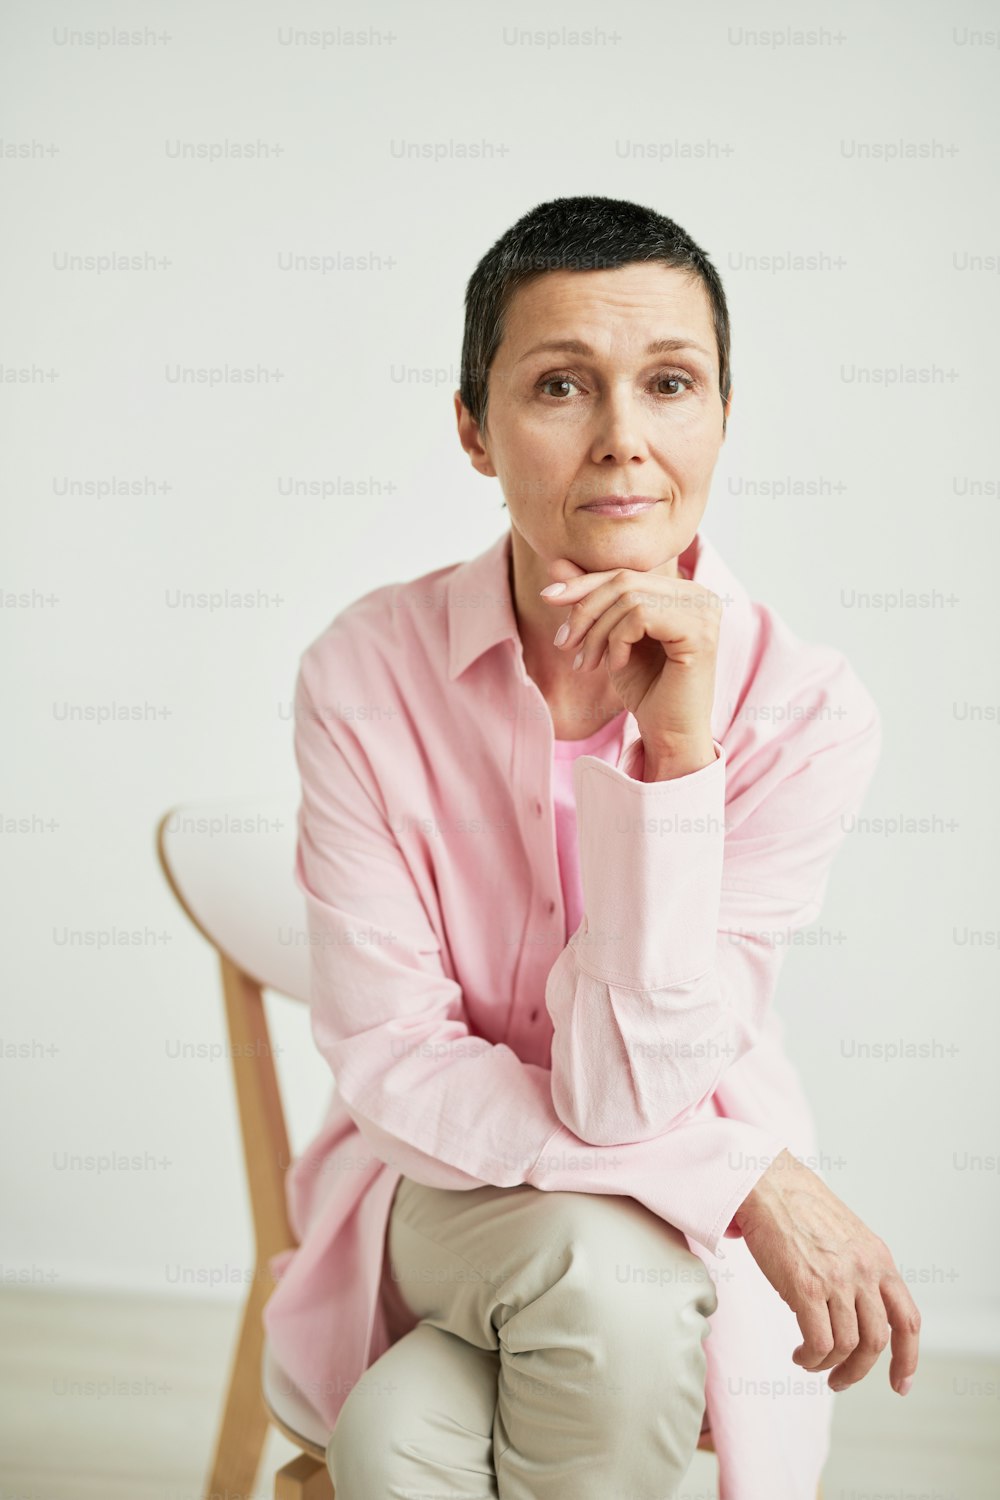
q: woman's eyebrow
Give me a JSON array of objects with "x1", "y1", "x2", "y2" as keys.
[{"x1": 515, "y1": 336, "x2": 712, "y2": 364}]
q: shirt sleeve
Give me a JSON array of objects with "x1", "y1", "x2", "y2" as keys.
[
  {"x1": 291, "y1": 654, "x2": 787, "y2": 1260},
  {"x1": 545, "y1": 645, "x2": 883, "y2": 1146}
]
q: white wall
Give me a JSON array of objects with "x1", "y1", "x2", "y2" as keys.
[{"x1": 2, "y1": 0, "x2": 997, "y2": 1359}]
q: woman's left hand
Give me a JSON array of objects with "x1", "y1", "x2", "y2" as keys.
[{"x1": 540, "y1": 556, "x2": 723, "y2": 773}]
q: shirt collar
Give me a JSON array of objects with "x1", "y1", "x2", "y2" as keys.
[
  {"x1": 446, "y1": 528, "x2": 522, "y2": 683},
  {"x1": 446, "y1": 526, "x2": 752, "y2": 742}
]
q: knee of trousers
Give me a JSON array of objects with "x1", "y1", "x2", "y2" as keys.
[
  {"x1": 325, "y1": 1384, "x2": 381, "y2": 1495},
  {"x1": 498, "y1": 1190, "x2": 718, "y2": 1380},
  {"x1": 325, "y1": 1325, "x2": 498, "y2": 1496}
]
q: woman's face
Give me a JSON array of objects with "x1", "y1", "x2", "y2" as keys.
[{"x1": 456, "y1": 263, "x2": 731, "y2": 576}]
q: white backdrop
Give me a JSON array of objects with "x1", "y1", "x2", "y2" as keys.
[{"x1": 2, "y1": 0, "x2": 997, "y2": 1362}]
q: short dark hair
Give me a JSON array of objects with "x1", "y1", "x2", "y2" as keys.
[{"x1": 459, "y1": 195, "x2": 732, "y2": 450}]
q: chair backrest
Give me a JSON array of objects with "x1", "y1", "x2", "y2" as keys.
[
  {"x1": 157, "y1": 797, "x2": 309, "y2": 1001},
  {"x1": 157, "y1": 797, "x2": 309, "y2": 1264}
]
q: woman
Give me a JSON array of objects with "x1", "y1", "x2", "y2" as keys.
[{"x1": 263, "y1": 196, "x2": 921, "y2": 1499}]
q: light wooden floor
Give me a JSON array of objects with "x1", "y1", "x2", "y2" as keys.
[{"x1": 1, "y1": 1285, "x2": 996, "y2": 1499}]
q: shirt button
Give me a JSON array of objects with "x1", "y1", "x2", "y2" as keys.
[
  {"x1": 529, "y1": 1008, "x2": 539, "y2": 1023},
  {"x1": 546, "y1": 899, "x2": 556, "y2": 915},
  {"x1": 532, "y1": 799, "x2": 543, "y2": 818}
]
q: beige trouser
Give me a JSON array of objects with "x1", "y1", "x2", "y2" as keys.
[{"x1": 326, "y1": 1173, "x2": 719, "y2": 1499}]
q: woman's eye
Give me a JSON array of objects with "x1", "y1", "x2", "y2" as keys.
[
  {"x1": 539, "y1": 376, "x2": 579, "y2": 399},
  {"x1": 536, "y1": 372, "x2": 693, "y2": 400},
  {"x1": 656, "y1": 374, "x2": 693, "y2": 396}
]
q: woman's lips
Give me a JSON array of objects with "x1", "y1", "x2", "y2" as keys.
[{"x1": 579, "y1": 499, "x2": 660, "y2": 517}]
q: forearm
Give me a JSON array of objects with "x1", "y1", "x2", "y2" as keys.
[{"x1": 547, "y1": 738, "x2": 740, "y2": 1144}]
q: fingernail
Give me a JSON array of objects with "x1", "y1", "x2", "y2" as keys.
[
  {"x1": 540, "y1": 582, "x2": 567, "y2": 597},
  {"x1": 897, "y1": 1376, "x2": 913, "y2": 1397},
  {"x1": 553, "y1": 623, "x2": 570, "y2": 647},
  {"x1": 572, "y1": 651, "x2": 584, "y2": 671}
]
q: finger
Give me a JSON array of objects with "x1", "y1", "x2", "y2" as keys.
[
  {"x1": 557, "y1": 577, "x2": 700, "y2": 668},
  {"x1": 573, "y1": 598, "x2": 651, "y2": 673},
  {"x1": 546, "y1": 576, "x2": 634, "y2": 659},
  {"x1": 602, "y1": 597, "x2": 681, "y2": 675},
  {"x1": 566, "y1": 581, "x2": 710, "y2": 670},
  {"x1": 545, "y1": 556, "x2": 588, "y2": 585},
  {"x1": 808, "y1": 1293, "x2": 859, "y2": 1374},
  {"x1": 881, "y1": 1271, "x2": 921, "y2": 1394},
  {"x1": 606, "y1": 606, "x2": 660, "y2": 673},
  {"x1": 543, "y1": 575, "x2": 671, "y2": 657},
  {"x1": 539, "y1": 566, "x2": 624, "y2": 604},
  {"x1": 558, "y1": 583, "x2": 634, "y2": 661},
  {"x1": 827, "y1": 1288, "x2": 890, "y2": 1391},
  {"x1": 791, "y1": 1298, "x2": 833, "y2": 1371}
]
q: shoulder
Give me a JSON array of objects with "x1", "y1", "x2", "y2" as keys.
[
  {"x1": 736, "y1": 593, "x2": 880, "y2": 750},
  {"x1": 700, "y1": 550, "x2": 885, "y2": 915},
  {"x1": 296, "y1": 558, "x2": 459, "y2": 708},
  {"x1": 704, "y1": 542, "x2": 882, "y2": 812}
]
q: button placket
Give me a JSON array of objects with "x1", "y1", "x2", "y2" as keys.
[{"x1": 516, "y1": 672, "x2": 564, "y2": 1033}]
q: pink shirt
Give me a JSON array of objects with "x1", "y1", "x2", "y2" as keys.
[{"x1": 263, "y1": 526, "x2": 881, "y2": 1498}]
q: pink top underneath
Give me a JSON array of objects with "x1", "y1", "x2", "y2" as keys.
[{"x1": 553, "y1": 710, "x2": 628, "y2": 945}]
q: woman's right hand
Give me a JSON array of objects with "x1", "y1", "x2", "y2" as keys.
[{"x1": 733, "y1": 1148, "x2": 921, "y2": 1395}]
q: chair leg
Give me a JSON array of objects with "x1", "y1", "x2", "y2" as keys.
[
  {"x1": 203, "y1": 1272, "x2": 272, "y2": 1500},
  {"x1": 275, "y1": 1452, "x2": 335, "y2": 1499}
]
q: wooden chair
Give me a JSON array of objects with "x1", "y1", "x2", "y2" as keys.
[
  {"x1": 157, "y1": 799, "x2": 333, "y2": 1499},
  {"x1": 156, "y1": 796, "x2": 822, "y2": 1500}
]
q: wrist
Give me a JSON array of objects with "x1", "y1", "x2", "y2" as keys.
[
  {"x1": 732, "y1": 1146, "x2": 796, "y2": 1230},
  {"x1": 642, "y1": 736, "x2": 718, "y2": 781},
  {"x1": 732, "y1": 1181, "x2": 763, "y2": 1233}
]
